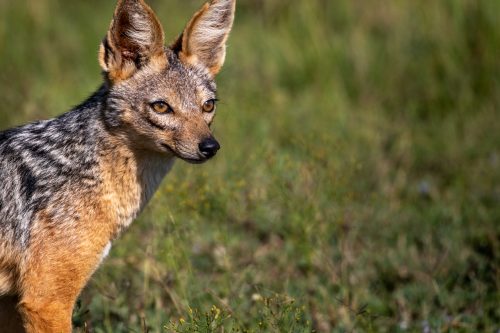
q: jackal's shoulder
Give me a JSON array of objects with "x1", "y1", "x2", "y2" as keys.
[
  {"x1": 0, "y1": 107, "x2": 102, "y2": 175},
  {"x1": 0, "y1": 100, "x2": 107, "y2": 244}
]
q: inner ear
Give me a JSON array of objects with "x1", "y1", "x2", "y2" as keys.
[
  {"x1": 113, "y1": 0, "x2": 164, "y2": 59},
  {"x1": 171, "y1": 32, "x2": 184, "y2": 55},
  {"x1": 99, "y1": 0, "x2": 166, "y2": 82}
]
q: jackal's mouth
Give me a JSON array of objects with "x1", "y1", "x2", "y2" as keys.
[{"x1": 161, "y1": 143, "x2": 207, "y2": 164}]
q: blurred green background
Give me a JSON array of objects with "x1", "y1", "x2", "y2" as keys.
[{"x1": 1, "y1": 0, "x2": 499, "y2": 332}]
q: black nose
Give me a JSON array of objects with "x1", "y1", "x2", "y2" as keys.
[{"x1": 198, "y1": 137, "x2": 221, "y2": 159}]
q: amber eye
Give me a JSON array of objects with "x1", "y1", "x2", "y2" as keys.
[
  {"x1": 203, "y1": 99, "x2": 217, "y2": 113},
  {"x1": 151, "y1": 101, "x2": 173, "y2": 114}
]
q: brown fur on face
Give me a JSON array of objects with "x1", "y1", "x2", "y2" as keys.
[
  {"x1": 99, "y1": 0, "x2": 235, "y2": 163},
  {"x1": 100, "y1": 0, "x2": 235, "y2": 163},
  {"x1": 105, "y1": 50, "x2": 218, "y2": 163}
]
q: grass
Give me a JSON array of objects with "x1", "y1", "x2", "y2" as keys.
[{"x1": 1, "y1": 0, "x2": 499, "y2": 332}]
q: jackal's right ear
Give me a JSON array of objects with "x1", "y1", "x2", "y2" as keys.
[{"x1": 99, "y1": 0, "x2": 166, "y2": 83}]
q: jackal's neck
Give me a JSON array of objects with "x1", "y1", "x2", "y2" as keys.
[
  {"x1": 98, "y1": 134, "x2": 175, "y2": 234},
  {"x1": 90, "y1": 88, "x2": 176, "y2": 235},
  {"x1": 56, "y1": 84, "x2": 175, "y2": 236}
]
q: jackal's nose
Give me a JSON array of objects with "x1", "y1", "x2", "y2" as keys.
[{"x1": 199, "y1": 137, "x2": 221, "y2": 159}]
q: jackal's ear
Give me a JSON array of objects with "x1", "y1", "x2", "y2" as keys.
[
  {"x1": 172, "y1": 0, "x2": 235, "y2": 77},
  {"x1": 99, "y1": 0, "x2": 166, "y2": 83}
]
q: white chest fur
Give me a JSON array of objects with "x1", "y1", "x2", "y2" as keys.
[{"x1": 99, "y1": 242, "x2": 112, "y2": 265}]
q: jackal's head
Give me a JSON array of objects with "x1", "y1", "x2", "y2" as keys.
[{"x1": 99, "y1": 0, "x2": 235, "y2": 163}]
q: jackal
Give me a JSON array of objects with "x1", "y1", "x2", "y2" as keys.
[{"x1": 0, "y1": 0, "x2": 235, "y2": 331}]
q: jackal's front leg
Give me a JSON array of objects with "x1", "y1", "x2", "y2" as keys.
[
  {"x1": 18, "y1": 299, "x2": 73, "y2": 333},
  {"x1": 18, "y1": 248, "x2": 104, "y2": 333},
  {"x1": 17, "y1": 224, "x2": 109, "y2": 333},
  {"x1": 18, "y1": 250, "x2": 100, "y2": 333}
]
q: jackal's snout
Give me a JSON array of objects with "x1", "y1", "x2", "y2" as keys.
[{"x1": 199, "y1": 136, "x2": 220, "y2": 159}]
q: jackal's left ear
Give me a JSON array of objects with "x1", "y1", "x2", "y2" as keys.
[
  {"x1": 99, "y1": 0, "x2": 166, "y2": 83},
  {"x1": 172, "y1": 0, "x2": 236, "y2": 77}
]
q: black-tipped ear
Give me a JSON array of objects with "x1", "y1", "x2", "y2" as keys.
[
  {"x1": 99, "y1": 0, "x2": 166, "y2": 83},
  {"x1": 173, "y1": 0, "x2": 236, "y2": 77}
]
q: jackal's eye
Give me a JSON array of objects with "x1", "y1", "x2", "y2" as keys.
[
  {"x1": 151, "y1": 101, "x2": 173, "y2": 114},
  {"x1": 203, "y1": 99, "x2": 217, "y2": 113}
]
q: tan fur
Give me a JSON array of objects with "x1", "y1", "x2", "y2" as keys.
[
  {"x1": 97, "y1": 134, "x2": 174, "y2": 234},
  {"x1": 19, "y1": 215, "x2": 105, "y2": 331}
]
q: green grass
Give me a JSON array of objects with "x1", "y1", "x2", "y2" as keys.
[{"x1": 1, "y1": 0, "x2": 499, "y2": 332}]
